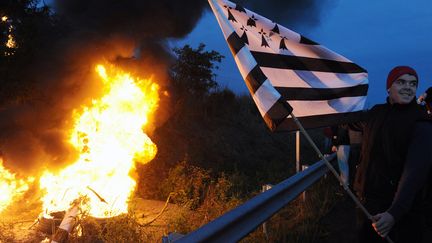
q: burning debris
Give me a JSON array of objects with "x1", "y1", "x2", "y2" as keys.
[
  {"x1": 1, "y1": 63, "x2": 162, "y2": 242},
  {"x1": 51, "y1": 205, "x2": 79, "y2": 243},
  {"x1": 38, "y1": 64, "x2": 160, "y2": 218}
]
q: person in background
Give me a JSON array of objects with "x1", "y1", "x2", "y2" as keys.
[
  {"x1": 323, "y1": 126, "x2": 334, "y2": 154},
  {"x1": 331, "y1": 125, "x2": 350, "y2": 186},
  {"x1": 351, "y1": 66, "x2": 432, "y2": 242},
  {"x1": 418, "y1": 86, "x2": 432, "y2": 232},
  {"x1": 418, "y1": 86, "x2": 432, "y2": 114}
]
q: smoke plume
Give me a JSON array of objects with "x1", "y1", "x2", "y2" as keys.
[{"x1": 233, "y1": 0, "x2": 337, "y2": 27}]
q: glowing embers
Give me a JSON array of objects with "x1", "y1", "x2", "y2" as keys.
[
  {"x1": 1, "y1": 16, "x2": 17, "y2": 56},
  {"x1": 40, "y1": 64, "x2": 160, "y2": 218}
]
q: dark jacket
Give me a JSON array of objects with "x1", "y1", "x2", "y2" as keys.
[
  {"x1": 425, "y1": 87, "x2": 432, "y2": 113},
  {"x1": 352, "y1": 99, "x2": 432, "y2": 221},
  {"x1": 331, "y1": 125, "x2": 350, "y2": 146}
]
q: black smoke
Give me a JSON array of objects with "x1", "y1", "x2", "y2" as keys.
[{"x1": 233, "y1": 0, "x2": 337, "y2": 28}]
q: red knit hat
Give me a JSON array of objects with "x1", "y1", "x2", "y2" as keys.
[{"x1": 386, "y1": 66, "x2": 418, "y2": 89}]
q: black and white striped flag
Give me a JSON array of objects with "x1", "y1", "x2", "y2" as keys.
[{"x1": 208, "y1": 0, "x2": 368, "y2": 132}]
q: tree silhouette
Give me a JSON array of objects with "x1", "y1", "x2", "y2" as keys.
[
  {"x1": 171, "y1": 43, "x2": 224, "y2": 99},
  {"x1": 0, "y1": 0, "x2": 62, "y2": 106}
]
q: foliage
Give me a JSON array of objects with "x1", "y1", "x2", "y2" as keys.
[
  {"x1": 158, "y1": 160, "x2": 241, "y2": 209},
  {"x1": 138, "y1": 86, "x2": 325, "y2": 199},
  {"x1": 242, "y1": 176, "x2": 340, "y2": 243},
  {"x1": 0, "y1": 0, "x2": 64, "y2": 105},
  {"x1": 171, "y1": 43, "x2": 224, "y2": 99},
  {"x1": 157, "y1": 160, "x2": 339, "y2": 242},
  {"x1": 158, "y1": 160, "x2": 212, "y2": 209},
  {"x1": 161, "y1": 161, "x2": 242, "y2": 234},
  {"x1": 0, "y1": 0, "x2": 52, "y2": 55},
  {"x1": 68, "y1": 213, "x2": 153, "y2": 243}
]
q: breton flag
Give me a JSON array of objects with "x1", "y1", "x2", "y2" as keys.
[{"x1": 208, "y1": 0, "x2": 368, "y2": 132}]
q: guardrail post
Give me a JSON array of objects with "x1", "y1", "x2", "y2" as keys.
[
  {"x1": 301, "y1": 165, "x2": 309, "y2": 202},
  {"x1": 261, "y1": 184, "x2": 273, "y2": 240}
]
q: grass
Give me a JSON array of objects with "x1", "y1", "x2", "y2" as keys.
[{"x1": 239, "y1": 175, "x2": 340, "y2": 243}]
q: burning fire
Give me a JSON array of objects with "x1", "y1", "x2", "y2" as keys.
[
  {"x1": 2, "y1": 15, "x2": 17, "y2": 55},
  {"x1": 0, "y1": 158, "x2": 33, "y2": 213},
  {"x1": 6, "y1": 33, "x2": 17, "y2": 49},
  {"x1": 39, "y1": 64, "x2": 160, "y2": 218}
]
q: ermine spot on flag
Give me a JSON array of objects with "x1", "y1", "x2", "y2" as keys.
[{"x1": 208, "y1": 0, "x2": 368, "y2": 132}]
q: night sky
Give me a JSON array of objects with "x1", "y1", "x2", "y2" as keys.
[{"x1": 174, "y1": 0, "x2": 432, "y2": 107}]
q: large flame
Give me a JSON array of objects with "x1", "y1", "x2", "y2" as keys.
[
  {"x1": 40, "y1": 64, "x2": 159, "y2": 218},
  {"x1": 0, "y1": 158, "x2": 32, "y2": 213}
]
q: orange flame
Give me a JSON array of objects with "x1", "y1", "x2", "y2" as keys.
[
  {"x1": 0, "y1": 159, "x2": 33, "y2": 213},
  {"x1": 39, "y1": 64, "x2": 159, "y2": 218}
]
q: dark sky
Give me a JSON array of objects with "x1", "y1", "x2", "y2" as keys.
[{"x1": 175, "y1": 0, "x2": 432, "y2": 107}]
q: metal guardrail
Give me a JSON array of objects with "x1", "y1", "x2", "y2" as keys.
[{"x1": 169, "y1": 153, "x2": 336, "y2": 243}]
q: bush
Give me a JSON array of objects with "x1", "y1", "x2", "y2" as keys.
[
  {"x1": 68, "y1": 213, "x2": 153, "y2": 243},
  {"x1": 242, "y1": 176, "x2": 340, "y2": 243},
  {"x1": 158, "y1": 160, "x2": 212, "y2": 209},
  {"x1": 159, "y1": 161, "x2": 242, "y2": 234}
]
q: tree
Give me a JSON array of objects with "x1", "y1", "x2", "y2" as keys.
[
  {"x1": 0, "y1": 1, "x2": 55, "y2": 57},
  {"x1": 0, "y1": 0, "x2": 62, "y2": 106},
  {"x1": 170, "y1": 43, "x2": 224, "y2": 99}
]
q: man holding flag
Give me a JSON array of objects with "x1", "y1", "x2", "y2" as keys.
[
  {"x1": 208, "y1": 0, "x2": 432, "y2": 242},
  {"x1": 352, "y1": 66, "x2": 432, "y2": 242}
]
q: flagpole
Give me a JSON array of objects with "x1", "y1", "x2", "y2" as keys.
[{"x1": 290, "y1": 113, "x2": 394, "y2": 243}]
